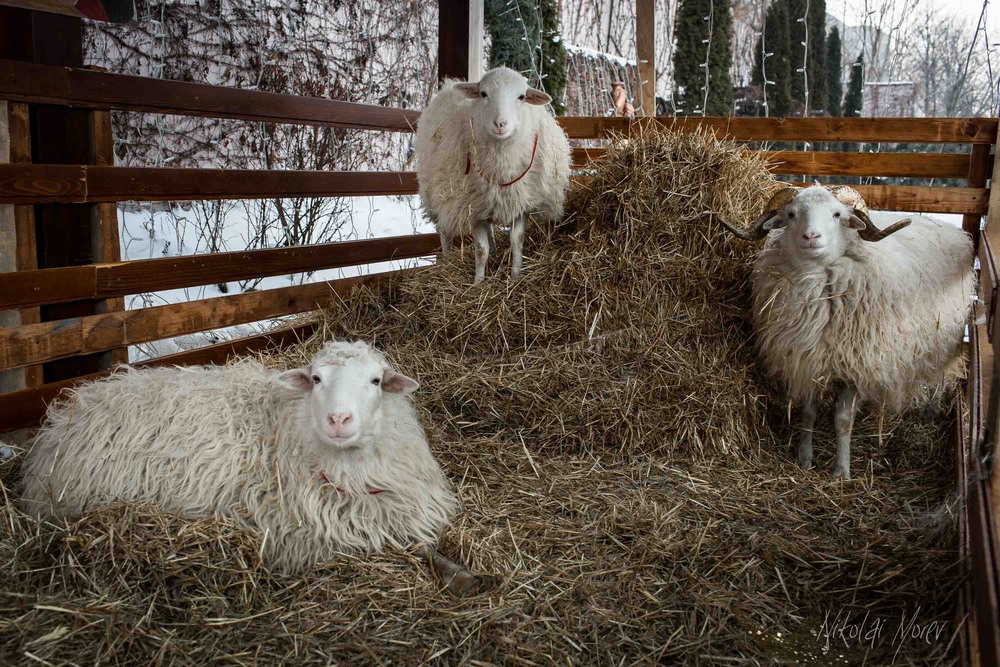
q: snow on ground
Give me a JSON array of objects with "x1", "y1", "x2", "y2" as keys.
[
  {"x1": 122, "y1": 200, "x2": 976, "y2": 363},
  {"x1": 122, "y1": 195, "x2": 435, "y2": 361}
]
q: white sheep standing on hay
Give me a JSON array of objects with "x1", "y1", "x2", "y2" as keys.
[
  {"x1": 20, "y1": 340, "x2": 481, "y2": 594},
  {"x1": 721, "y1": 184, "x2": 974, "y2": 480},
  {"x1": 414, "y1": 66, "x2": 571, "y2": 283}
]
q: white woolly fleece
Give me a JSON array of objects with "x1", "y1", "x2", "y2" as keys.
[
  {"x1": 414, "y1": 73, "x2": 571, "y2": 237},
  {"x1": 753, "y1": 213, "x2": 975, "y2": 409},
  {"x1": 20, "y1": 343, "x2": 458, "y2": 573}
]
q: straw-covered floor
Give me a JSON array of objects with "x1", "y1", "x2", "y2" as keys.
[{"x1": 0, "y1": 129, "x2": 961, "y2": 665}]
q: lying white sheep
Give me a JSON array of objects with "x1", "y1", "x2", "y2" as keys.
[
  {"x1": 20, "y1": 340, "x2": 481, "y2": 593},
  {"x1": 721, "y1": 184, "x2": 974, "y2": 480},
  {"x1": 414, "y1": 66, "x2": 571, "y2": 282}
]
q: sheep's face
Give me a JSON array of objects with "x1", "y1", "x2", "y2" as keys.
[
  {"x1": 455, "y1": 67, "x2": 551, "y2": 141},
  {"x1": 767, "y1": 186, "x2": 866, "y2": 265},
  {"x1": 279, "y1": 345, "x2": 418, "y2": 449}
]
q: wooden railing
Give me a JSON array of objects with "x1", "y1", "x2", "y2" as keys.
[{"x1": 0, "y1": 55, "x2": 999, "y2": 666}]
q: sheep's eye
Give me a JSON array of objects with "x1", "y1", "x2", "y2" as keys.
[
  {"x1": 480, "y1": 91, "x2": 487, "y2": 98},
  {"x1": 311, "y1": 375, "x2": 321, "y2": 385},
  {"x1": 834, "y1": 211, "x2": 841, "y2": 218},
  {"x1": 371, "y1": 378, "x2": 381, "y2": 386},
  {"x1": 787, "y1": 212, "x2": 795, "y2": 219},
  {"x1": 518, "y1": 94, "x2": 525, "y2": 100}
]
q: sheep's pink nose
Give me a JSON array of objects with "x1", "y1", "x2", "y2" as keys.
[
  {"x1": 494, "y1": 119, "x2": 507, "y2": 132},
  {"x1": 327, "y1": 413, "x2": 353, "y2": 427},
  {"x1": 803, "y1": 231, "x2": 822, "y2": 240}
]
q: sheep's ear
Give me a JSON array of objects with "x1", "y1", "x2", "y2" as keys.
[
  {"x1": 761, "y1": 214, "x2": 785, "y2": 231},
  {"x1": 278, "y1": 368, "x2": 313, "y2": 392},
  {"x1": 381, "y1": 369, "x2": 419, "y2": 395},
  {"x1": 524, "y1": 87, "x2": 551, "y2": 105},
  {"x1": 455, "y1": 82, "x2": 480, "y2": 99},
  {"x1": 845, "y1": 212, "x2": 868, "y2": 230}
]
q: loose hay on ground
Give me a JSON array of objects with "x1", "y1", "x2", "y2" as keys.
[{"x1": 0, "y1": 128, "x2": 961, "y2": 665}]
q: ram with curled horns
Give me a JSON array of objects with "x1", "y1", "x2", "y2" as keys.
[{"x1": 720, "y1": 183, "x2": 974, "y2": 480}]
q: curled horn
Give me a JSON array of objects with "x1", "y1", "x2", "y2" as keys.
[
  {"x1": 829, "y1": 185, "x2": 911, "y2": 242},
  {"x1": 719, "y1": 186, "x2": 798, "y2": 241}
]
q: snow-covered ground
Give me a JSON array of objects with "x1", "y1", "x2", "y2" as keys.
[
  {"x1": 121, "y1": 200, "x2": 972, "y2": 363},
  {"x1": 122, "y1": 195, "x2": 435, "y2": 361}
]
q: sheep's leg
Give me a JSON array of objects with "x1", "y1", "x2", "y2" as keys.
[
  {"x1": 832, "y1": 385, "x2": 858, "y2": 481},
  {"x1": 473, "y1": 221, "x2": 490, "y2": 283},
  {"x1": 510, "y1": 215, "x2": 526, "y2": 282},
  {"x1": 413, "y1": 545, "x2": 483, "y2": 597},
  {"x1": 797, "y1": 397, "x2": 817, "y2": 470},
  {"x1": 439, "y1": 230, "x2": 454, "y2": 254},
  {"x1": 486, "y1": 224, "x2": 496, "y2": 254}
]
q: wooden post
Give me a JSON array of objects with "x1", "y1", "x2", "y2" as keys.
[
  {"x1": 0, "y1": 7, "x2": 114, "y2": 381},
  {"x1": 9, "y1": 102, "x2": 42, "y2": 388},
  {"x1": 635, "y1": 0, "x2": 656, "y2": 117},
  {"x1": 438, "y1": 0, "x2": 483, "y2": 82},
  {"x1": 89, "y1": 100, "x2": 128, "y2": 367},
  {"x1": 973, "y1": 124, "x2": 1000, "y2": 667},
  {"x1": 438, "y1": 0, "x2": 470, "y2": 82},
  {"x1": 965, "y1": 143, "x2": 991, "y2": 248}
]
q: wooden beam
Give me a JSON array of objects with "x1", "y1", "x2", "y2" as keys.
[
  {"x1": 0, "y1": 321, "x2": 319, "y2": 433},
  {"x1": 0, "y1": 164, "x2": 419, "y2": 204},
  {"x1": 572, "y1": 147, "x2": 972, "y2": 179},
  {"x1": 0, "y1": 270, "x2": 407, "y2": 371},
  {"x1": 438, "y1": 0, "x2": 471, "y2": 82},
  {"x1": 558, "y1": 116, "x2": 999, "y2": 144},
  {"x1": 19, "y1": 9, "x2": 107, "y2": 383},
  {"x1": 965, "y1": 144, "x2": 991, "y2": 247},
  {"x1": 468, "y1": 0, "x2": 484, "y2": 82},
  {"x1": 809, "y1": 183, "x2": 986, "y2": 214},
  {"x1": 7, "y1": 101, "x2": 41, "y2": 387},
  {"x1": 0, "y1": 232, "x2": 438, "y2": 310},
  {"x1": 88, "y1": 98, "x2": 128, "y2": 367},
  {"x1": 0, "y1": 59, "x2": 420, "y2": 132},
  {"x1": 635, "y1": 0, "x2": 655, "y2": 117}
]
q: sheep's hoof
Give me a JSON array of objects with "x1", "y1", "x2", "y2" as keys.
[
  {"x1": 797, "y1": 452, "x2": 813, "y2": 470},
  {"x1": 416, "y1": 546, "x2": 491, "y2": 598},
  {"x1": 444, "y1": 569, "x2": 486, "y2": 598},
  {"x1": 831, "y1": 465, "x2": 851, "y2": 481}
]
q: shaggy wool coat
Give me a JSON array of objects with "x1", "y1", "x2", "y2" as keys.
[
  {"x1": 20, "y1": 357, "x2": 458, "y2": 573},
  {"x1": 753, "y1": 213, "x2": 974, "y2": 409},
  {"x1": 414, "y1": 79, "x2": 571, "y2": 237}
]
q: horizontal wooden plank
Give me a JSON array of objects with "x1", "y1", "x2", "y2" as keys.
[
  {"x1": 0, "y1": 164, "x2": 418, "y2": 204},
  {"x1": 572, "y1": 174, "x2": 986, "y2": 214},
  {"x1": 559, "y1": 116, "x2": 999, "y2": 144},
  {"x1": 0, "y1": 321, "x2": 320, "y2": 434},
  {"x1": 0, "y1": 271, "x2": 406, "y2": 371},
  {"x1": 0, "y1": 233, "x2": 438, "y2": 310},
  {"x1": 839, "y1": 184, "x2": 987, "y2": 214},
  {"x1": 0, "y1": 59, "x2": 419, "y2": 132},
  {"x1": 572, "y1": 147, "x2": 972, "y2": 178}
]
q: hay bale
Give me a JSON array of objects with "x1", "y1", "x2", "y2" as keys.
[
  {"x1": 0, "y1": 128, "x2": 960, "y2": 664},
  {"x1": 297, "y1": 129, "x2": 778, "y2": 459}
]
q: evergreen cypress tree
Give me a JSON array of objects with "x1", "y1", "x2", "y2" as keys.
[
  {"x1": 484, "y1": 0, "x2": 567, "y2": 114},
  {"x1": 844, "y1": 52, "x2": 864, "y2": 117},
  {"x1": 807, "y1": 0, "x2": 826, "y2": 112},
  {"x1": 673, "y1": 0, "x2": 734, "y2": 116},
  {"x1": 825, "y1": 27, "x2": 843, "y2": 116},
  {"x1": 751, "y1": 0, "x2": 792, "y2": 117},
  {"x1": 786, "y1": 0, "x2": 807, "y2": 108}
]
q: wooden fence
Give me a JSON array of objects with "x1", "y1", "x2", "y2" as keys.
[{"x1": 0, "y1": 18, "x2": 999, "y2": 667}]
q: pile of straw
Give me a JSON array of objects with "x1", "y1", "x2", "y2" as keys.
[{"x1": 0, "y1": 129, "x2": 960, "y2": 664}]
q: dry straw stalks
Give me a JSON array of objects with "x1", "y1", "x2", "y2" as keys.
[{"x1": 1, "y1": 128, "x2": 960, "y2": 665}]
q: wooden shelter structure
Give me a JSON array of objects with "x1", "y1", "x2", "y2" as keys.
[{"x1": 0, "y1": 1, "x2": 997, "y2": 663}]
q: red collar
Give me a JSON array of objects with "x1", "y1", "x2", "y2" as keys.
[
  {"x1": 319, "y1": 470, "x2": 387, "y2": 495},
  {"x1": 465, "y1": 133, "x2": 538, "y2": 187}
]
